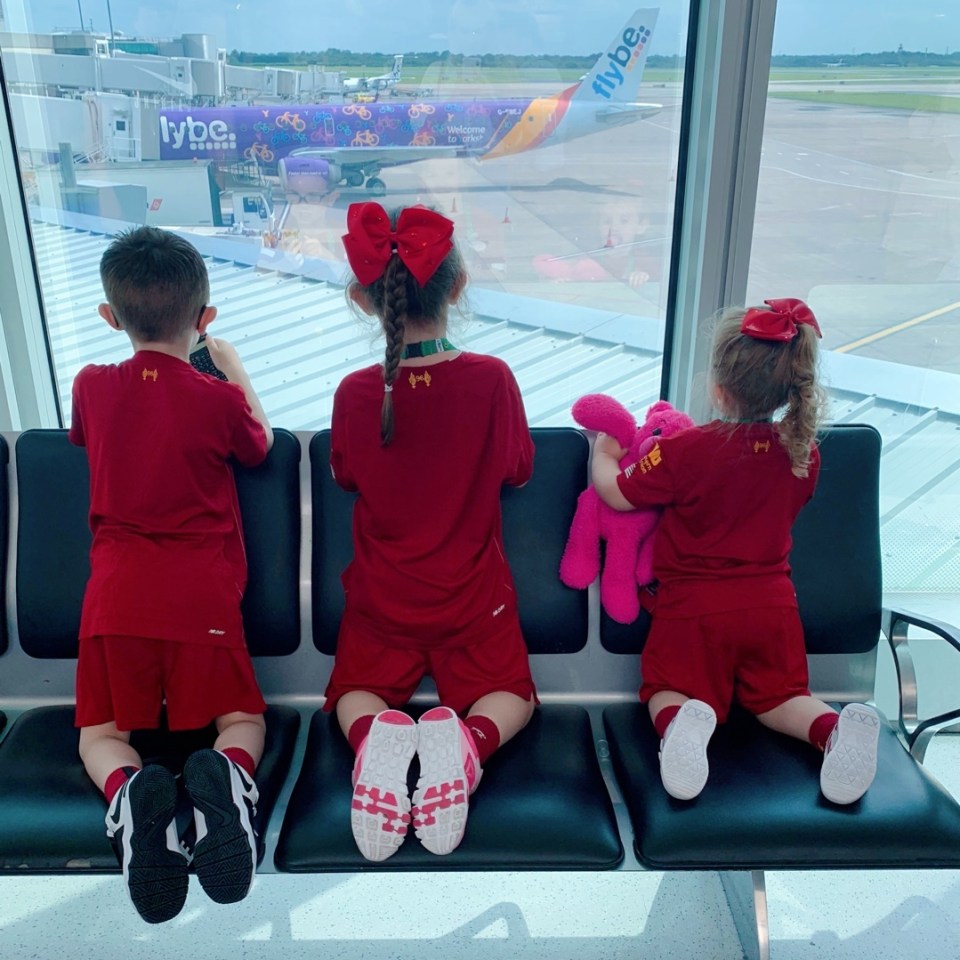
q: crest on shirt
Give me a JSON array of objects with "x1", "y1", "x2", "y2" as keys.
[
  {"x1": 624, "y1": 442, "x2": 662, "y2": 478},
  {"x1": 408, "y1": 371, "x2": 432, "y2": 389},
  {"x1": 141, "y1": 368, "x2": 159, "y2": 382},
  {"x1": 754, "y1": 440, "x2": 771, "y2": 453}
]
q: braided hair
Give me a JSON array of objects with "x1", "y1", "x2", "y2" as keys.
[{"x1": 346, "y1": 206, "x2": 466, "y2": 445}]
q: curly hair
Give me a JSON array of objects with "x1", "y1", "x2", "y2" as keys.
[{"x1": 710, "y1": 305, "x2": 826, "y2": 477}]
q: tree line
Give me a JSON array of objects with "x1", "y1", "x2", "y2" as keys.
[
  {"x1": 226, "y1": 50, "x2": 684, "y2": 68},
  {"x1": 227, "y1": 48, "x2": 958, "y2": 69}
]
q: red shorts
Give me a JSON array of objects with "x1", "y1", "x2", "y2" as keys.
[
  {"x1": 323, "y1": 619, "x2": 538, "y2": 716},
  {"x1": 639, "y1": 606, "x2": 810, "y2": 722},
  {"x1": 75, "y1": 635, "x2": 267, "y2": 732}
]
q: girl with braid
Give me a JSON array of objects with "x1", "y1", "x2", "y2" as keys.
[
  {"x1": 326, "y1": 203, "x2": 537, "y2": 861},
  {"x1": 592, "y1": 299, "x2": 880, "y2": 804}
]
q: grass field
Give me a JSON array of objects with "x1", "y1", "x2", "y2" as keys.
[
  {"x1": 769, "y1": 66, "x2": 960, "y2": 83},
  {"x1": 246, "y1": 63, "x2": 960, "y2": 109},
  {"x1": 768, "y1": 90, "x2": 960, "y2": 113}
]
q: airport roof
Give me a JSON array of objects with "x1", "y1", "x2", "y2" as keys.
[{"x1": 29, "y1": 216, "x2": 960, "y2": 593}]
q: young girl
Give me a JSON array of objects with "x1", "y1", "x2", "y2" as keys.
[
  {"x1": 327, "y1": 202, "x2": 537, "y2": 861},
  {"x1": 591, "y1": 298, "x2": 880, "y2": 804}
]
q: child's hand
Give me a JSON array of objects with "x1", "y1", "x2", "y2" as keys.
[
  {"x1": 202, "y1": 336, "x2": 244, "y2": 382},
  {"x1": 594, "y1": 432, "x2": 627, "y2": 462},
  {"x1": 591, "y1": 432, "x2": 635, "y2": 511}
]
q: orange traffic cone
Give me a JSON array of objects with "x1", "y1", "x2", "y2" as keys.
[
  {"x1": 604, "y1": 229, "x2": 615, "y2": 248},
  {"x1": 502, "y1": 207, "x2": 511, "y2": 224}
]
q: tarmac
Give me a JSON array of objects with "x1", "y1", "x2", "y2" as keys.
[{"x1": 279, "y1": 79, "x2": 960, "y2": 377}]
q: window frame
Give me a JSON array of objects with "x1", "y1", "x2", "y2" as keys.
[
  {"x1": 0, "y1": 0, "x2": 780, "y2": 430},
  {"x1": 0, "y1": 58, "x2": 61, "y2": 429},
  {"x1": 662, "y1": 0, "x2": 777, "y2": 419}
]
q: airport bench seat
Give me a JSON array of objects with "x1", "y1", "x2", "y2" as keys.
[
  {"x1": 0, "y1": 425, "x2": 955, "y2": 960},
  {"x1": 276, "y1": 704, "x2": 622, "y2": 871},
  {"x1": 600, "y1": 425, "x2": 960, "y2": 959},
  {"x1": 0, "y1": 429, "x2": 303, "y2": 870},
  {"x1": 0, "y1": 704, "x2": 298, "y2": 870},
  {"x1": 275, "y1": 428, "x2": 622, "y2": 871}
]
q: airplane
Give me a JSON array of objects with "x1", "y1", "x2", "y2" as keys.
[
  {"x1": 342, "y1": 55, "x2": 404, "y2": 95},
  {"x1": 156, "y1": 9, "x2": 661, "y2": 199}
]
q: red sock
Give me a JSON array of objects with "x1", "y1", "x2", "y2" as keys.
[
  {"x1": 103, "y1": 765, "x2": 140, "y2": 803},
  {"x1": 347, "y1": 714, "x2": 375, "y2": 754},
  {"x1": 220, "y1": 746, "x2": 256, "y2": 778},
  {"x1": 809, "y1": 711, "x2": 839, "y2": 751},
  {"x1": 464, "y1": 715, "x2": 500, "y2": 766},
  {"x1": 653, "y1": 704, "x2": 681, "y2": 740}
]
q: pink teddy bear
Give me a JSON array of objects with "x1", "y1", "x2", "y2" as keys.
[{"x1": 560, "y1": 397, "x2": 695, "y2": 624}]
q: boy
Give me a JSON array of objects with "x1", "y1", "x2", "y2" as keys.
[{"x1": 69, "y1": 226, "x2": 273, "y2": 923}]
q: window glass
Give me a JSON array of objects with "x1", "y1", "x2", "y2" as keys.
[
  {"x1": 748, "y1": 1, "x2": 960, "y2": 593},
  {"x1": 1, "y1": 2, "x2": 688, "y2": 430}
]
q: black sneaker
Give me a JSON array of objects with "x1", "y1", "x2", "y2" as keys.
[
  {"x1": 181, "y1": 749, "x2": 259, "y2": 904},
  {"x1": 104, "y1": 765, "x2": 190, "y2": 924}
]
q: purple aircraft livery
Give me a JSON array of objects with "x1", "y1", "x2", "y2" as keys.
[{"x1": 158, "y1": 8, "x2": 660, "y2": 198}]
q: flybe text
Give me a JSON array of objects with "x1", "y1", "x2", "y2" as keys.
[
  {"x1": 160, "y1": 115, "x2": 238, "y2": 152},
  {"x1": 589, "y1": 24, "x2": 652, "y2": 100}
]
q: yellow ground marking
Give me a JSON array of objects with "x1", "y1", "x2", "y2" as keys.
[{"x1": 834, "y1": 300, "x2": 960, "y2": 353}]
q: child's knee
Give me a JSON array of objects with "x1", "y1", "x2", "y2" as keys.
[{"x1": 215, "y1": 711, "x2": 266, "y2": 734}]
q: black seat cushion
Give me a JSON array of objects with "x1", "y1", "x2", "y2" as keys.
[
  {"x1": 0, "y1": 705, "x2": 299, "y2": 871},
  {"x1": 311, "y1": 427, "x2": 589, "y2": 655},
  {"x1": 275, "y1": 704, "x2": 622, "y2": 871},
  {"x1": 604, "y1": 702, "x2": 960, "y2": 869}
]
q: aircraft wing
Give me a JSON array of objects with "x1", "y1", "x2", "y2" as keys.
[
  {"x1": 594, "y1": 102, "x2": 663, "y2": 125},
  {"x1": 291, "y1": 146, "x2": 461, "y2": 170}
]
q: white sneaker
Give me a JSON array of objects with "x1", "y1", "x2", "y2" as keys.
[
  {"x1": 350, "y1": 710, "x2": 418, "y2": 861},
  {"x1": 820, "y1": 704, "x2": 880, "y2": 804},
  {"x1": 658, "y1": 699, "x2": 717, "y2": 800},
  {"x1": 412, "y1": 706, "x2": 483, "y2": 856}
]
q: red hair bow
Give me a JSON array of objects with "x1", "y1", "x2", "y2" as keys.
[
  {"x1": 740, "y1": 298, "x2": 822, "y2": 342},
  {"x1": 342, "y1": 202, "x2": 454, "y2": 287}
]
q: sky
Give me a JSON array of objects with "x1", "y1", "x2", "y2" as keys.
[{"x1": 2, "y1": 0, "x2": 955, "y2": 57}]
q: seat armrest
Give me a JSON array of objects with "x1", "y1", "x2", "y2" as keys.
[{"x1": 883, "y1": 606, "x2": 960, "y2": 761}]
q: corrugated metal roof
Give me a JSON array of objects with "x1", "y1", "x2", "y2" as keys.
[{"x1": 28, "y1": 218, "x2": 960, "y2": 592}]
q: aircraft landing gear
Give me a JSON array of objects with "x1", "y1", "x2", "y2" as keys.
[
  {"x1": 365, "y1": 177, "x2": 386, "y2": 197},
  {"x1": 344, "y1": 170, "x2": 365, "y2": 187}
]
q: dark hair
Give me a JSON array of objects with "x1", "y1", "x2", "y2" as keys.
[
  {"x1": 346, "y1": 207, "x2": 466, "y2": 445},
  {"x1": 100, "y1": 226, "x2": 209, "y2": 342},
  {"x1": 710, "y1": 306, "x2": 826, "y2": 477}
]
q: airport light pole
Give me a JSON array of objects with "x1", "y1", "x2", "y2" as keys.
[{"x1": 105, "y1": 0, "x2": 116, "y2": 55}]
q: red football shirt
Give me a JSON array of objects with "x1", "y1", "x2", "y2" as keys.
[
  {"x1": 331, "y1": 353, "x2": 534, "y2": 649},
  {"x1": 617, "y1": 421, "x2": 819, "y2": 616},
  {"x1": 69, "y1": 350, "x2": 268, "y2": 646}
]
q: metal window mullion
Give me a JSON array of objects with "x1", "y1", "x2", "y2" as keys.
[
  {"x1": 0, "y1": 57, "x2": 61, "y2": 429},
  {"x1": 664, "y1": 0, "x2": 776, "y2": 420}
]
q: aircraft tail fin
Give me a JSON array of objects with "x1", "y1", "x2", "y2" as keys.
[{"x1": 570, "y1": 8, "x2": 658, "y2": 106}]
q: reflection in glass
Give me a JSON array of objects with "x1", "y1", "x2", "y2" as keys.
[
  {"x1": 2, "y1": 3, "x2": 684, "y2": 431},
  {"x1": 747, "y1": 2, "x2": 960, "y2": 593}
]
